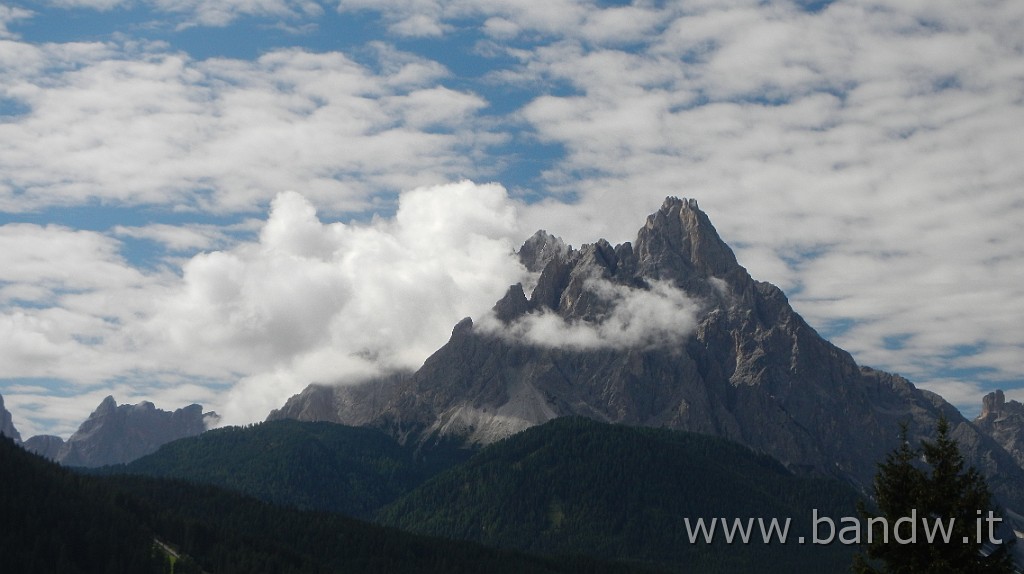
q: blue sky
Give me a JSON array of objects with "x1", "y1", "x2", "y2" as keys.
[{"x1": 1, "y1": 0, "x2": 1022, "y2": 438}]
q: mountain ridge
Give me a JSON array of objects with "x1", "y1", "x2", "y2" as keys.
[
  {"x1": 23, "y1": 395, "x2": 219, "y2": 467},
  {"x1": 271, "y1": 197, "x2": 1024, "y2": 516}
]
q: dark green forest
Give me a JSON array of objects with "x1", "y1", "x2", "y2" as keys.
[
  {"x1": 378, "y1": 417, "x2": 864, "y2": 573},
  {"x1": 88, "y1": 417, "x2": 870, "y2": 573},
  {"x1": 0, "y1": 435, "x2": 165, "y2": 573},
  {"x1": 100, "y1": 419, "x2": 471, "y2": 518},
  {"x1": 1, "y1": 435, "x2": 651, "y2": 573}
]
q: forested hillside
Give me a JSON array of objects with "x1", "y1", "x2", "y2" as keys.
[
  {"x1": 0, "y1": 436, "x2": 164, "y2": 573},
  {"x1": 379, "y1": 417, "x2": 864, "y2": 573},
  {"x1": 105, "y1": 419, "x2": 471, "y2": 518},
  {"x1": 64, "y1": 416, "x2": 886, "y2": 572},
  {"x1": 105, "y1": 474, "x2": 652, "y2": 574},
  {"x1": 2, "y1": 435, "x2": 650, "y2": 573}
]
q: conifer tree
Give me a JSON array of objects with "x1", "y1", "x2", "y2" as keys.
[{"x1": 853, "y1": 417, "x2": 1016, "y2": 574}]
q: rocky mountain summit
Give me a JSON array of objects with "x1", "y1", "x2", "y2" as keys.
[
  {"x1": 271, "y1": 197, "x2": 1024, "y2": 511},
  {"x1": 24, "y1": 396, "x2": 219, "y2": 467},
  {"x1": 0, "y1": 393, "x2": 21, "y2": 443},
  {"x1": 976, "y1": 390, "x2": 1024, "y2": 470},
  {"x1": 23, "y1": 434, "x2": 64, "y2": 460}
]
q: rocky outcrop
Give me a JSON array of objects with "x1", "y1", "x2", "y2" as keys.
[
  {"x1": 518, "y1": 230, "x2": 569, "y2": 273},
  {"x1": 975, "y1": 390, "x2": 1024, "y2": 470},
  {"x1": 272, "y1": 197, "x2": 1024, "y2": 511},
  {"x1": 56, "y1": 396, "x2": 217, "y2": 467},
  {"x1": 270, "y1": 374, "x2": 405, "y2": 428},
  {"x1": 0, "y1": 393, "x2": 21, "y2": 443}
]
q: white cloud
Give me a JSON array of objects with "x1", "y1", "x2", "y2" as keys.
[
  {"x1": 480, "y1": 278, "x2": 701, "y2": 351},
  {"x1": 1, "y1": 181, "x2": 530, "y2": 434},
  {"x1": 335, "y1": 0, "x2": 589, "y2": 39},
  {"x1": 0, "y1": 223, "x2": 146, "y2": 301},
  {"x1": 112, "y1": 222, "x2": 240, "y2": 253},
  {"x1": 0, "y1": 41, "x2": 491, "y2": 214},
  {"x1": 0, "y1": 4, "x2": 32, "y2": 38},
  {"x1": 44, "y1": 0, "x2": 323, "y2": 27},
  {"x1": 0, "y1": 223, "x2": 173, "y2": 389},
  {"x1": 147, "y1": 181, "x2": 528, "y2": 425},
  {"x1": 578, "y1": 5, "x2": 664, "y2": 45}
]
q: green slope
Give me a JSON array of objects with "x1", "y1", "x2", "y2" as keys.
[
  {"x1": 0, "y1": 436, "x2": 165, "y2": 573},
  {"x1": 104, "y1": 418, "x2": 471, "y2": 518},
  {"x1": 106, "y1": 474, "x2": 653, "y2": 574},
  {"x1": 377, "y1": 417, "x2": 865, "y2": 573},
  {"x1": 3, "y1": 435, "x2": 650, "y2": 573}
]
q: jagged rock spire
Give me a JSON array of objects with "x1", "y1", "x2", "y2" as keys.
[
  {"x1": 57, "y1": 396, "x2": 214, "y2": 467},
  {"x1": 634, "y1": 196, "x2": 744, "y2": 284},
  {"x1": 981, "y1": 389, "x2": 1006, "y2": 419}
]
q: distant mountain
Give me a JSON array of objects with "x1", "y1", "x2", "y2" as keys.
[
  {"x1": 976, "y1": 390, "x2": 1024, "y2": 470},
  {"x1": 0, "y1": 393, "x2": 20, "y2": 443},
  {"x1": 106, "y1": 418, "x2": 472, "y2": 518},
  {"x1": 378, "y1": 417, "x2": 863, "y2": 573},
  {"x1": 50, "y1": 396, "x2": 218, "y2": 467},
  {"x1": 272, "y1": 197, "x2": 1024, "y2": 515},
  {"x1": 23, "y1": 434, "x2": 64, "y2": 460}
]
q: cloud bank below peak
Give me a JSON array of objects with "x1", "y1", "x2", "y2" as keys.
[{"x1": 478, "y1": 278, "x2": 702, "y2": 352}]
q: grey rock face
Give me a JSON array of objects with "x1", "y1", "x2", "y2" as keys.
[
  {"x1": 23, "y1": 434, "x2": 65, "y2": 460},
  {"x1": 975, "y1": 390, "x2": 1024, "y2": 470},
  {"x1": 269, "y1": 374, "x2": 406, "y2": 428},
  {"x1": 56, "y1": 396, "x2": 216, "y2": 467},
  {"x1": 0, "y1": 393, "x2": 21, "y2": 443},
  {"x1": 273, "y1": 197, "x2": 1024, "y2": 510},
  {"x1": 492, "y1": 283, "x2": 530, "y2": 324},
  {"x1": 518, "y1": 230, "x2": 569, "y2": 273}
]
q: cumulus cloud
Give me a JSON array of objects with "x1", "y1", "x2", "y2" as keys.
[
  {"x1": 0, "y1": 182, "x2": 528, "y2": 434},
  {"x1": 480, "y1": 278, "x2": 701, "y2": 351},
  {"x1": 147, "y1": 181, "x2": 528, "y2": 424}
]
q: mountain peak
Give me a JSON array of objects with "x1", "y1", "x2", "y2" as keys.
[
  {"x1": 518, "y1": 229, "x2": 569, "y2": 273},
  {"x1": 56, "y1": 396, "x2": 215, "y2": 467},
  {"x1": 660, "y1": 195, "x2": 700, "y2": 212},
  {"x1": 271, "y1": 197, "x2": 1024, "y2": 514},
  {"x1": 635, "y1": 196, "x2": 744, "y2": 285},
  {"x1": 981, "y1": 389, "x2": 1007, "y2": 419},
  {"x1": 97, "y1": 395, "x2": 118, "y2": 414},
  {"x1": 975, "y1": 389, "x2": 1024, "y2": 477}
]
